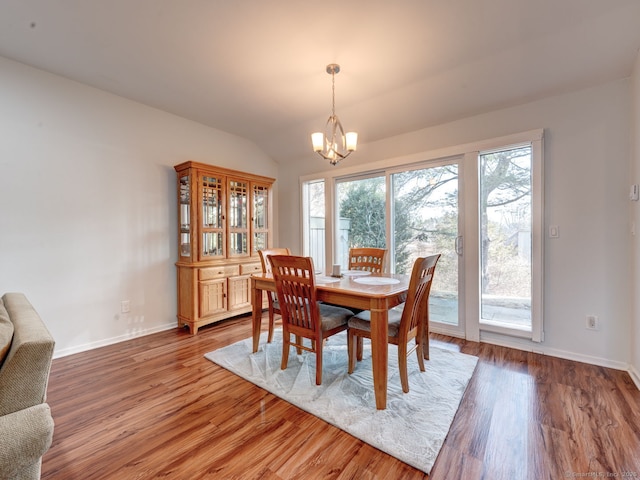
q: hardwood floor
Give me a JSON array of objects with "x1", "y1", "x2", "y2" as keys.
[{"x1": 41, "y1": 313, "x2": 640, "y2": 480}]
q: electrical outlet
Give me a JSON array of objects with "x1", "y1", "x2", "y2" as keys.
[
  {"x1": 586, "y1": 315, "x2": 598, "y2": 330},
  {"x1": 121, "y1": 300, "x2": 130, "y2": 314}
]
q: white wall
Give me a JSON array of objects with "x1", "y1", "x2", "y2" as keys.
[
  {"x1": 0, "y1": 56, "x2": 278, "y2": 357},
  {"x1": 631, "y1": 49, "x2": 640, "y2": 385},
  {"x1": 279, "y1": 78, "x2": 633, "y2": 369}
]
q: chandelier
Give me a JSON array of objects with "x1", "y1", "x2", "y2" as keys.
[{"x1": 311, "y1": 64, "x2": 357, "y2": 165}]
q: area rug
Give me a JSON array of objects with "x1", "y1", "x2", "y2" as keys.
[{"x1": 205, "y1": 330, "x2": 478, "y2": 473}]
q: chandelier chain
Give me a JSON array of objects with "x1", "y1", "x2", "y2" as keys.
[{"x1": 332, "y1": 70, "x2": 336, "y2": 117}]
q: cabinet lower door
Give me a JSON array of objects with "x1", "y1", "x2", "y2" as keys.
[
  {"x1": 228, "y1": 275, "x2": 251, "y2": 311},
  {"x1": 199, "y1": 279, "x2": 227, "y2": 317}
]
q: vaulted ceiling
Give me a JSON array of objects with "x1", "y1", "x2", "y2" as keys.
[{"x1": 1, "y1": 0, "x2": 639, "y2": 163}]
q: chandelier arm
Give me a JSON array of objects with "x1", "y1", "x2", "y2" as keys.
[{"x1": 315, "y1": 149, "x2": 352, "y2": 165}]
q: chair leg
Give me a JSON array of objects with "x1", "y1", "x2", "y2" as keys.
[
  {"x1": 398, "y1": 342, "x2": 410, "y2": 393},
  {"x1": 347, "y1": 330, "x2": 356, "y2": 374},
  {"x1": 281, "y1": 331, "x2": 290, "y2": 371},
  {"x1": 267, "y1": 308, "x2": 275, "y2": 343},
  {"x1": 422, "y1": 314, "x2": 430, "y2": 361},
  {"x1": 423, "y1": 334, "x2": 430, "y2": 360},
  {"x1": 315, "y1": 338, "x2": 323, "y2": 385},
  {"x1": 356, "y1": 336, "x2": 364, "y2": 362},
  {"x1": 416, "y1": 338, "x2": 425, "y2": 372},
  {"x1": 295, "y1": 335, "x2": 303, "y2": 355}
]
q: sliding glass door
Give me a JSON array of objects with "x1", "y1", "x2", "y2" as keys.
[
  {"x1": 390, "y1": 160, "x2": 462, "y2": 335},
  {"x1": 301, "y1": 129, "x2": 543, "y2": 342}
]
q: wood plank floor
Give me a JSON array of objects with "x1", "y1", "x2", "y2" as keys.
[{"x1": 41, "y1": 313, "x2": 640, "y2": 480}]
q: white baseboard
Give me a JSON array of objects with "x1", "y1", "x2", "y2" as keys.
[
  {"x1": 53, "y1": 321, "x2": 178, "y2": 359},
  {"x1": 432, "y1": 325, "x2": 633, "y2": 373},
  {"x1": 479, "y1": 330, "x2": 629, "y2": 371}
]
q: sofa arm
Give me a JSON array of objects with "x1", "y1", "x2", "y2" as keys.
[
  {"x1": 0, "y1": 293, "x2": 55, "y2": 417},
  {"x1": 0, "y1": 403, "x2": 54, "y2": 479}
]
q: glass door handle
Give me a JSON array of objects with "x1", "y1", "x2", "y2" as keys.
[{"x1": 455, "y1": 236, "x2": 463, "y2": 256}]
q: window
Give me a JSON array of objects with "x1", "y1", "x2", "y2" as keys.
[
  {"x1": 479, "y1": 145, "x2": 532, "y2": 331},
  {"x1": 335, "y1": 174, "x2": 386, "y2": 269},
  {"x1": 301, "y1": 129, "x2": 543, "y2": 342},
  {"x1": 302, "y1": 179, "x2": 325, "y2": 272}
]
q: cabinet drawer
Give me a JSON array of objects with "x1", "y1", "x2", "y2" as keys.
[
  {"x1": 240, "y1": 262, "x2": 263, "y2": 275},
  {"x1": 199, "y1": 265, "x2": 240, "y2": 280}
]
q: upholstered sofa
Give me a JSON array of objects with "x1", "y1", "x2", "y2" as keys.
[{"x1": 0, "y1": 293, "x2": 55, "y2": 480}]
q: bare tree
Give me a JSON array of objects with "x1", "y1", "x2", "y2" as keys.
[{"x1": 480, "y1": 147, "x2": 531, "y2": 293}]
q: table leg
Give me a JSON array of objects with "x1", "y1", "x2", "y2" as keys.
[
  {"x1": 369, "y1": 305, "x2": 388, "y2": 410},
  {"x1": 251, "y1": 278, "x2": 263, "y2": 353}
]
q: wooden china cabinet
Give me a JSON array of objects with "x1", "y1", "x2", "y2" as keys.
[{"x1": 174, "y1": 161, "x2": 274, "y2": 334}]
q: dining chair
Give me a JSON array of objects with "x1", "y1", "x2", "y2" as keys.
[
  {"x1": 258, "y1": 247, "x2": 291, "y2": 343},
  {"x1": 347, "y1": 254, "x2": 441, "y2": 393},
  {"x1": 268, "y1": 255, "x2": 354, "y2": 385},
  {"x1": 348, "y1": 247, "x2": 387, "y2": 273}
]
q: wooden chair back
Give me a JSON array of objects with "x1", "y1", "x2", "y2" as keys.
[
  {"x1": 258, "y1": 248, "x2": 291, "y2": 275},
  {"x1": 399, "y1": 254, "x2": 441, "y2": 342},
  {"x1": 268, "y1": 255, "x2": 320, "y2": 335},
  {"x1": 348, "y1": 247, "x2": 387, "y2": 273}
]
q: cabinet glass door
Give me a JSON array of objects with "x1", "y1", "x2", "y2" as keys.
[
  {"x1": 201, "y1": 175, "x2": 225, "y2": 259},
  {"x1": 252, "y1": 183, "x2": 269, "y2": 254},
  {"x1": 179, "y1": 174, "x2": 191, "y2": 258},
  {"x1": 228, "y1": 179, "x2": 249, "y2": 256}
]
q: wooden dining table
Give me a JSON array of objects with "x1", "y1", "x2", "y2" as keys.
[{"x1": 250, "y1": 272, "x2": 411, "y2": 410}]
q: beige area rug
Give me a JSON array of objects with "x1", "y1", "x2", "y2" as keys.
[{"x1": 205, "y1": 330, "x2": 478, "y2": 473}]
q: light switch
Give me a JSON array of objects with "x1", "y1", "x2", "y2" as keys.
[{"x1": 549, "y1": 225, "x2": 559, "y2": 238}]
